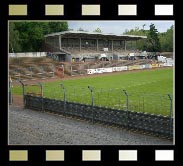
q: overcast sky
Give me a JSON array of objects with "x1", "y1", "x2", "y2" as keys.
[{"x1": 68, "y1": 21, "x2": 174, "y2": 34}]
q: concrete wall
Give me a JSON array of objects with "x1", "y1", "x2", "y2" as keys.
[{"x1": 9, "y1": 52, "x2": 47, "y2": 57}]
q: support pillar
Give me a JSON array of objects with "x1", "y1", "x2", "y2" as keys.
[
  {"x1": 59, "y1": 35, "x2": 62, "y2": 50},
  {"x1": 79, "y1": 38, "x2": 81, "y2": 52},
  {"x1": 135, "y1": 40, "x2": 137, "y2": 50},
  {"x1": 96, "y1": 39, "x2": 98, "y2": 51},
  {"x1": 111, "y1": 40, "x2": 113, "y2": 52},
  {"x1": 124, "y1": 40, "x2": 126, "y2": 51}
]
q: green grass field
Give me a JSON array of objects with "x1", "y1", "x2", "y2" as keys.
[{"x1": 12, "y1": 68, "x2": 173, "y2": 116}]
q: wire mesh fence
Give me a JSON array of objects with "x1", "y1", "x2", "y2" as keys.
[
  {"x1": 11, "y1": 81, "x2": 173, "y2": 139},
  {"x1": 9, "y1": 77, "x2": 173, "y2": 118},
  {"x1": 15, "y1": 81, "x2": 173, "y2": 117}
]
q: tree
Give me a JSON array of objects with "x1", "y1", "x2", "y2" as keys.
[
  {"x1": 78, "y1": 27, "x2": 85, "y2": 31},
  {"x1": 147, "y1": 23, "x2": 161, "y2": 52},
  {"x1": 159, "y1": 25, "x2": 173, "y2": 52},
  {"x1": 123, "y1": 24, "x2": 173, "y2": 52},
  {"x1": 142, "y1": 24, "x2": 146, "y2": 30},
  {"x1": 93, "y1": 28, "x2": 102, "y2": 33},
  {"x1": 9, "y1": 21, "x2": 68, "y2": 52},
  {"x1": 48, "y1": 22, "x2": 68, "y2": 33},
  {"x1": 124, "y1": 29, "x2": 129, "y2": 34},
  {"x1": 123, "y1": 27, "x2": 148, "y2": 51},
  {"x1": 14, "y1": 22, "x2": 45, "y2": 51},
  {"x1": 9, "y1": 22, "x2": 21, "y2": 52}
]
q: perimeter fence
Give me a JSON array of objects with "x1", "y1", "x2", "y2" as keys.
[{"x1": 13, "y1": 81, "x2": 174, "y2": 139}]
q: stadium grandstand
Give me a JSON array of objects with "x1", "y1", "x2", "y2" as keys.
[
  {"x1": 43, "y1": 31, "x2": 147, "y2": 62},
  {"x1": 9, "y1": 31, "x2": 174, "y2": 81}
]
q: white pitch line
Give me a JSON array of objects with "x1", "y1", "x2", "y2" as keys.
[{"x1": 125, "y1": 80, "x2": 161, "y2": 88}]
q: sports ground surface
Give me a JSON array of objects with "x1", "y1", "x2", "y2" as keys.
[
  {"x1": 12, "y1": 67, "x2": 173, "y2": 116},
  {"x1": 10, "y1": 67, "x2": 174, "y2": 145}
]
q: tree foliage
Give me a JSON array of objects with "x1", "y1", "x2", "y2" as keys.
[
  {"x1": 147, "y1": 23, "x2": 161, "y2": 52},
  {"x1": 93, "y1": 28, "x2": 102, "y2": 33},
  {"x1": 123, "y1": 24, "x2": 173, "y2": 52},
  {"x1": 78, "y1": 27, "x2": 85, "y2": 31},
  {"x1": 9, "y1": 22, "x2": 21, "y2": 52},
  {"x1": 9, "y1": 21, "x2": 68, "y2": 52},
  {"x1": 159, "y1": 25, "x2": 173, "y2": 52},
  {"x1": 124, "y1": 28, "x2": 148, "y2": 50}
]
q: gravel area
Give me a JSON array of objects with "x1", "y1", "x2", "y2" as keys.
[{"x1": 9, "y1": 105, "x2": 173, "y2": 145}]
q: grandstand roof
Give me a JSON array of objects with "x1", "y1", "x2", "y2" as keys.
[{"x1": 45, "y1": 31, "x2": 147, "y2": 40}]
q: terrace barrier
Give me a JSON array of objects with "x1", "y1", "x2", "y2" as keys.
[
  {"x1": 16, "y1": 81, "x2": 173, "y2": 140},
  {"x1": 24, "y1": 94, "x2": 173, "y2": 139}
]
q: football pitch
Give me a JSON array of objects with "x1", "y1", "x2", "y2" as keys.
[{"x1": 13, "y1": 68, "x2": 173, "y2": 116}]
